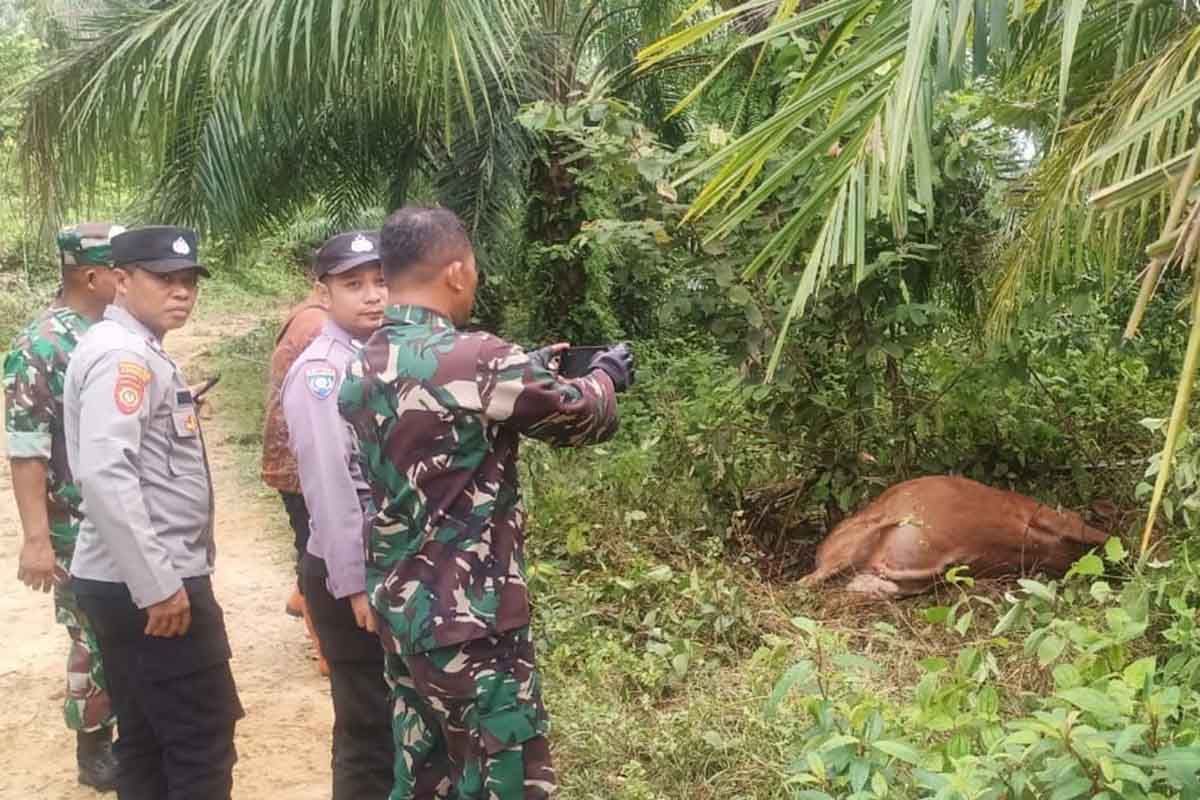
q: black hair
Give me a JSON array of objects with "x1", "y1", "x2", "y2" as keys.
[{"x1": 379, "y1": 206, "x2": 472, "y2": 281}]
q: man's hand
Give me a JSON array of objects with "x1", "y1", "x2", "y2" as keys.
[
  {"x1": 349, "y1": 592, "x2": 377, "y2": 633},
  {"x1": 591, "y1": 342, "x2": 636, "y2": 393},
  {"x1": 17, "y1": 534, "x2": 58, "y2": 593},
  {"x1": 528, "y1": 343, "x2": 570, "y2": 373},
  {"x1": 189, "y1": 375, "x2": 220, "y2": 409},
  {"x1": 144, "y1": 588, "x2": 191, "y2": 638}
]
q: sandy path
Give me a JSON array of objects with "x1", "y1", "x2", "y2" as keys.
[{"x1": 0, "y1": 313, "x2": 334, "y2": 799}]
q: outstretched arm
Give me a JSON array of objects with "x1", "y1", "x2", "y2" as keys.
[{"x1": 476, "y1": 336, "x2": 620, "y2": 447}]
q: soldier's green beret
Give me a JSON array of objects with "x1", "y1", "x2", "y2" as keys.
[{"x1": 57, "y1": 222, "x2": 126, "y2": 268}]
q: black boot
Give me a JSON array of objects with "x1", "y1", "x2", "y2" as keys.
[{"x1": 77, "y1": 727, "x2": 119, "y2": 792}]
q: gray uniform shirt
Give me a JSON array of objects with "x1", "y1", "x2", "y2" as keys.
[
  {"x1": 281, "y1": 320, "x2": 368, "y2": 599},
  {"x1": 65, "y1": 305, "x2": 214, "y2": 608}
]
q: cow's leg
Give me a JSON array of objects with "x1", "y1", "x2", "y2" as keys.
[
  {"x1": 801, "y1": 517, "x2": 893, "y2": 588},
  {"x1": 843, "y1": 573, "x2": 902, "y2": 597}
]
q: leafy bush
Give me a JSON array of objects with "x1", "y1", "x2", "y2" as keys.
[{"x1": 767, "y1": 543, "x2": 1200, "y2": 800}]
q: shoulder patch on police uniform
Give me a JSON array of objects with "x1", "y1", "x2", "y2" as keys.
[
  {"x1": 305, "y1": 364, "x2": 338, "y2": 400},
  {"x1": 114, "y1": 360, "x2": 149, "y2": 415},
  {"x1": 118, "y1": 361, "x2": 152, "y2": 382}
]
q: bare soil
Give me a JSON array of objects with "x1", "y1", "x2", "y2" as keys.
[{"x1": 0, "y1": 314, "x2": 334, "y2": 799}]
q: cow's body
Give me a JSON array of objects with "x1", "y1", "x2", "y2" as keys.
[{"x1": 800, "y1": 476, "x2": 1108, "y2": 597}]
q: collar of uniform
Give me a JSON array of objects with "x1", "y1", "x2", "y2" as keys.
[
  {"x1": 383, "y1": 304, "x2": 456, "y2": 331},
  {"x1": 47, "y1": 304, "x2": 88, "y2": 328},
  {"x1": 321, "y1": 318, "x2": 355, "y2": 347},
  {"x1": 103, "y1": 304, "x2": 159, "y2": 343}
]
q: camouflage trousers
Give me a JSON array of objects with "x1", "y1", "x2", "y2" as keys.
[
  {"x1": 53, "y1": 553, "x2": 115, "y2": 732},
  {"x1": 385, "y1": 626, "x2": 556, "y2": 800}
]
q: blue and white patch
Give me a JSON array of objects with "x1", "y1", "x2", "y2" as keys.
[{"x1": 305, "y1": 365, "x2": 338, "y2": 400}]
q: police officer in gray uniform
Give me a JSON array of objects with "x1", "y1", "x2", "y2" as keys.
[
  {"x1": 64, "y1": 226, "x2": 243, "y2": 800},
  {"x1": 282, "y1": 231, "x2": 392, "y2": 798}
]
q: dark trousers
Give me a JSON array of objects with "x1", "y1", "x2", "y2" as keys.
[
  {"x1": 76, "y1": 577, "x2": 244, "y2": 800},
  {"x1": 303, "y1": 555, "x2": 393, "y2": 800},
  {"x1": 280, "y1": 491, "x2": 311, "y2": 589}
]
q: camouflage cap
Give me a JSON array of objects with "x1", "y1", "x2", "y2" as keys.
[{"x1": 57, "y1": 222, "x2": 126, "y2": 268}]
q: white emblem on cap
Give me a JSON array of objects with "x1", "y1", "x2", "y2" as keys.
[
  {"x1": 350, "y1": 234, "x2": 374, "y2": 253},
  {"x1": 109, "y1": 224, "x2": 127, "y2": 237},
  {"x1": 172, "y1": 237, "x2": 191, "y2": 255}
]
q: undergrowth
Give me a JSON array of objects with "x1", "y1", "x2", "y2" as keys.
[{"x1": 202, "y1": 286, "x2": 1200, "y2": 798}]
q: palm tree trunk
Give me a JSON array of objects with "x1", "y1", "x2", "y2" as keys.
[{"x1": 524, "y1": 133, "x2": 591, "y2": 340}]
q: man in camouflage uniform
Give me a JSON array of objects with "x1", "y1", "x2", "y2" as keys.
[
  {"x1": 339, "y1": 206, "x2": 635, "y2": 799},
  {"x1": 4, "y1": 222, "x2": 123, "y2": 791}
]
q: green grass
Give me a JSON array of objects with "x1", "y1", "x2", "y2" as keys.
[
  {"x1": 203, "y1": 312, "x2": 1134, "y2": 799},
  {"x1": 203, "y1": 309, "x2": 805, "y2": 799},
  {"x1": 198, "y1": 273, "x2": 1200, "y2": 799}
]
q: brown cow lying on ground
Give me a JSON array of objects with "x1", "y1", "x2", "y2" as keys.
[{"x1": 800, "y1": 475, "x2": 1109, "y2": 597}]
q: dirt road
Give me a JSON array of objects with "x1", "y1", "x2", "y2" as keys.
[{"x1": 0, "y1": 314, "x2": 334, "y2": 799}]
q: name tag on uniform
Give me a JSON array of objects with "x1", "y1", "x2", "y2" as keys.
[{"x1": 173, "y1": 390, "x2": 199, "y2": 438}]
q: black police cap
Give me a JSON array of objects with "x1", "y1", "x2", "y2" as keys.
[
  {"x1": 315, "y1": 230, "x2": 381, "y2": 279},
  {"x1": 111, "y1": 226, "x2": 210, "y2": 277}
]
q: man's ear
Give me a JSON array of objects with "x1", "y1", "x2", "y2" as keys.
[
  {"x1": 444, "y1": 260, "x2": 467, "y2": 293},
  {"x1": 314, "y1": 279, "x2": 333, "y2": 307},
  {"x1": 113, "y1": 267, "x2": 132, "y2": 296},
  {"x1": 83, "y1": 267, "x2": 99, "y2": 290}
]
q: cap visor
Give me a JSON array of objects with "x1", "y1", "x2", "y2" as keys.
[
  {"x1": 127, "y1": 257, "x2": 210, "y2": 278},
  {"x1": 322, "y1": 254, "x2": 381, "y2": 276}
]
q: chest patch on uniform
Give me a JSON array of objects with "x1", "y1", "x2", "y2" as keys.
[
  {"x1": 172, "y1": 409, "x2": 199, "y2": 437},
  {"x1": 305, "y1": 365, "x2": 338, "y2": 400},
  {"x1": 114, "y1": 361, "x2": 149, "y2": 415}
]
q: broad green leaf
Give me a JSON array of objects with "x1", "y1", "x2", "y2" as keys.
[
  {"x1": 1052, "y1": 663, "x2": 1082, "y2": 689},
  {"x1": 1050, "y1": 776, "x2": 1092, "y2": 800},
  {"x1": 1105, "y1": 537, "x2": 1128, "y2": 563},
  {"x1": 1057, "y1": 686, "x2": 1119, "y2": 721},
  {"x1": 919, "y1": 657, "x2": 949, "y2": 673},
  {"x1": 1115, "y1": 724, "x2": 1149, "y2": 754},
  {"x1": 1067, "y1": 553, "x2": 1104, "y2": 578},
  {"x1": 871, "y1": 739, "x2": 924, "y2": 766},
  {"x1": 821, "y1": 734, "x2": 860, "y2": 752},
  {"x1": 727, "y1": 285, "x2": 752, "y2": 306},
  {"x1": 1018, "y1": 579, "x2": 1057, "y2": 604},
  {"x1": 1005, "y1": 728, "x2": 1041, "y2": 746},
  {"x1": 1159, "y1": 747, "x2": 1200, "y2": 791},
  {"x1": 992, "y1": 602, "x2": 1023, "y2": 635},
  {"x1": 1123, "y1": 656, "x2": 1156, "y2": 690},
  {"x1": 832, "y1": 653, "x2": 878, "y2": 672},
  {"x1": 924, "y1": 606, "x2": 951, "y2": 624},
  {"x1": 848, "y1": 758, "x2": 870, "y2": 793},
  {"x1": 1037, "y1": 634, "x2": 1066, "y2": 666},
  {"x1": 764, "y1": 661, "x2": 814, "y2": 718},
  {"x1": 806, "y1": 751, "x2": 826, "y2": 781}
]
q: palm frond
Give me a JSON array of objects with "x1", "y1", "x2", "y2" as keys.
[
  {"x1": 18, "y1": 0, "x2": 532, "y2": 236},
  {"x1": 641, "y1": 0, "x2": 1200, "y2": 382},
  {"x1": 986, "y1": 21, "x2": 1200, "y2": 337}
]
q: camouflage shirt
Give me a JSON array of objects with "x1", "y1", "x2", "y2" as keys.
[
  {"x1": 338, "y1": 305, "x2": 619, "y2": 654},
  {"x1": 3, "y1": 306, "x2": 91, "y2": 552}
]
